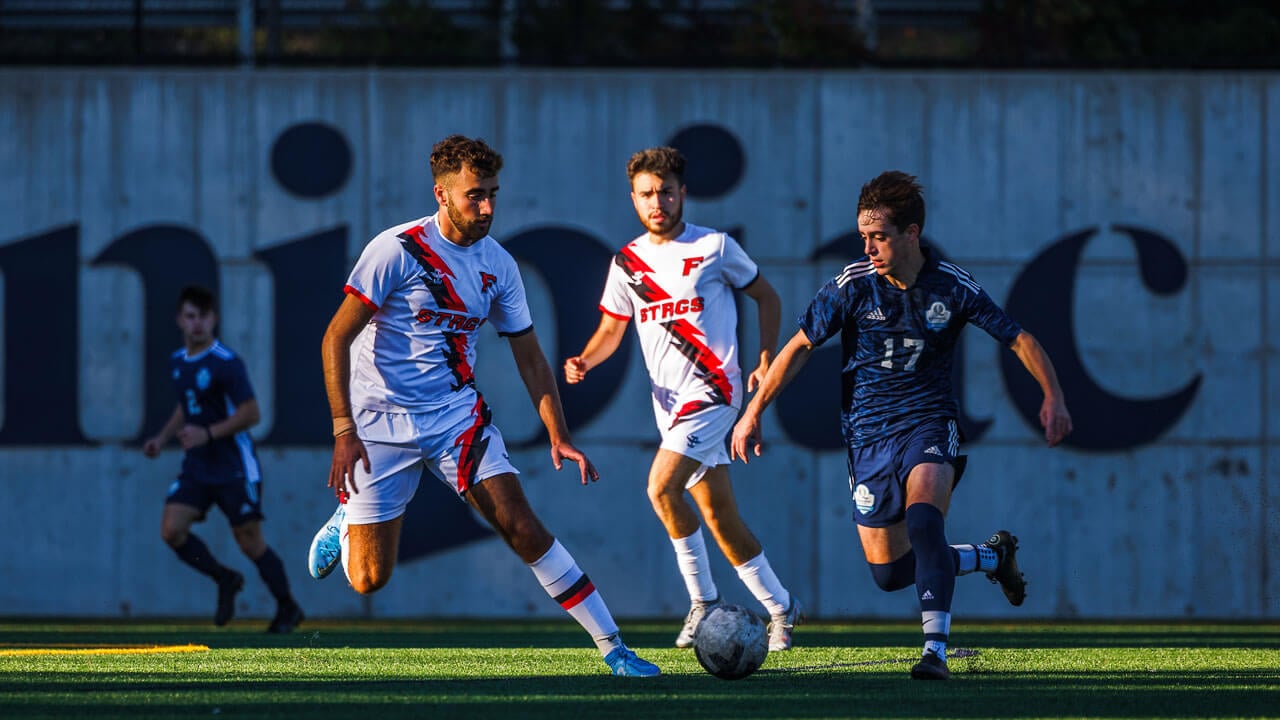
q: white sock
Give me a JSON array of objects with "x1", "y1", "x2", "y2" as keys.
[
  {"x1": 671, "y1": 529, "x2": 719, "y2": 604},
  {"x1": 922, "y1": 610, "x2": 950, "y2": 659},
  {"x1": 951, "y1": 544, "x2": 998, "y2": 575},
  {"x1": 733, "y1": 552, "x2": 790, "y2": 617},
  {"x1": 529, "y1": 539, "x2": 622, "y2": 656}
]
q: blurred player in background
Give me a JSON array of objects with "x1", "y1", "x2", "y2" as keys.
[
  {"x1": 731, "y1": 170, "x2": 1073, "y2": 680},
  {"x1": 143, "y1": 285, "x2": 303, "y2": 633},
  {"x1": 305, "y1": 135, "x2": 660, "y2": 678},
  {"x1": 564, "y1": 146, "x2": 801, "y2": 651}
]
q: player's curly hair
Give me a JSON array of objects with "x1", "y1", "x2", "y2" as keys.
[
  {"x1": 627, "y1": 146, "x2": 686, "y2": 184},
  {"x1": 429, "y1": 135, "x2": 504, "y2": 181},
  {"x1": 858, "y1": 171, "x2": 926, "y2": 233}
]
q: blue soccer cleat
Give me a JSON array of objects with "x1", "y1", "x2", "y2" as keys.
[
  {"x1": 307, "y1": 504, "x2": 345, "y2": 580},
  {"x1": 603, "y1": 645, "x2": 661, "y2": 677}
]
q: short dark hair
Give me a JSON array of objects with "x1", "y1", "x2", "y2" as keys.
[
  {"x1": 177, "y1": 285, "x2": 217, "y2": 314},
  {"x1": 858, "y1": 171, "x2": 926, "y2": 234},
  {"x1": 627, "y1": 146, "x2": 686, "y2": 184},
  {"x1": 429, "y1": 135, "x2": 503, "y2": 182}
]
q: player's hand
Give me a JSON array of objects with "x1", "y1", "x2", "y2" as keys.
[
  {"x1": 550, "y1": 441, "x2": 599, "y2": 485},
  {"x1": 177, "y1": 424, "x2": 211, "y2": 450},
  {"x1": 329, "y1": 432, "x2": 370, "y2": 498},
  {"x1": 142, "y1": 437, "x2": 162, "y2": 458},
  {"x1": 563, "y1": 356, "x2": 588, "y2": 384},
  {"x1": 1040, "y1": 396, "x2": 1073, "y2": 447},
  {"x1": 747, "y1": 361, "x2": 769, "y2": 393},
  {"x1": 731, "y1": 412, "x2": 764, "y2": 463}
]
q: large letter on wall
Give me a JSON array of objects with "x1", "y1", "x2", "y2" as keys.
[
  {"x1": 255, "y1": 227, "x2": 348, "y2": 445},
  {"x1": 92, "y1": 225, "x2": 219, "y2": 443},
  {"x1": 502, "y1": 227, "x2": 629, "y2": 444},
  {"x1": 0, "y1": 225, "x2": 89, "y2": 444},
  {"x1": 1002, "y1": 226, "x2": 1201, "y2": 450}
]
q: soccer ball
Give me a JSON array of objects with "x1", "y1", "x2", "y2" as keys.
[{"x1": 692, "y1": 604, "x2": 769, "y2": 680}]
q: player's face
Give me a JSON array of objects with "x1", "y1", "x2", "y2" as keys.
[
  {"x1": 858, "y1": 208, "x2": 919, "y2": 276},
  {"x1": 630, "y1": 172, "x2": 684, "y2": 238},
  {"x1": 436, "y1": 165, "x2": 498, "y2": 244},
  {"x1": 176, "y1": 302, "x2": 216, "y2": 348}
]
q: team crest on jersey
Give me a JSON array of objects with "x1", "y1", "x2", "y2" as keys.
[
  {"x1": 479, "y1": 271, "x2": 497, "y2": 293},
  {"x1": 195, "y1": 367, "x2": 211, "y2": 390},
  {"x1": 854, "y1": 484, "x2": 876, "y2": 515},
  {"x1": 925, "y1": 301, "x2": 952, "y2": 330}
]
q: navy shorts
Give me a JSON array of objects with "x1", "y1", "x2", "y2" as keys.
[
  {"x1": 846, "y1": 417, "x2": 966, "y2": 528},
  {"x1": 165, "y1": 473, "x2": 264, "y2": 527}
]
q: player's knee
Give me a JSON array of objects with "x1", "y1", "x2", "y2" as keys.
[
  {"x1": 646, "y1": 481, "x2": 680, "y2": 511},
  {"x1": 868, "y1": 550, "x2": 916, "y2": 592},
  {"x1": 159, "y1": 525, "x2": 186, "y2": 548},
  {"x1": 348, "y1": 568, "x2": 390, "y2": 595}
]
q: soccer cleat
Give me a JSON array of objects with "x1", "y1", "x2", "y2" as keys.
[
  {"x1": 767, "y1": 596, "x2": 803, "y2": 651},
  {"x1": 675, "y1": 596, "x2": 721, "y2": 648},
  {"x1": 308, "y1": 504, "x2": 346, "y2": 580},
  {"x1": 910, "y1": 650, "x2": 950, "y2": 680},
  {"x1": 266, "y1": 603, "x2": 305, "y2": 634},
  {"x1": 214, "y1": 571, "x2": 244, "y2": 627},
  {"x1": 981, "y1": 530, "x2": 1027, "y2": 606},
  {"x1": 603, "y1": 645, "x2": 661, "y2": 677}
]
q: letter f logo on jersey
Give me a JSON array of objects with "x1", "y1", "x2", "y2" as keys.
[
  {"x1": 479, "y1": 271, "x2": 497, "y2": 293},
  {"x1": 682, "y1": 256, "x2": 704, "y2": 276}
]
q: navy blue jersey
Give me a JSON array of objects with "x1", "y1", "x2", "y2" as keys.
[
  {"x1": 169, "y1": 340, "x2": 261, "y2": 486},
  {"x1": 798, "y1": 248, "x2": 1021, "y2": 448}
]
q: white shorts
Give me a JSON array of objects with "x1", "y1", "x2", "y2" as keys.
[
  {"x1": 654, "y1": 401, "x2": 737, "y2": 488},
  {"x1": 344, "y1": 398, "x2": 518, "y2": 525}
]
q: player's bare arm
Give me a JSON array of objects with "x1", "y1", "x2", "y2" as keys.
[
  {"x1": 731, "y1": 329, "x2": 816, "y2": 462},
  {"x1": 740, "y1": 274, "x2": 781, "y2": 392},
  {"x1": 1009, "y1": 330, "x2": 1073, "y2": 447},
  {"x1": 177, "y1": 398, "x2": 260, "y2": 450},
  {"x1": 322, "y1": 293, "x2": 376, "y2": 497},
  {"x1": 510, "y1": 329, "x2": 600, "y2": 485},
  {"x1": 143, "y1": 403, "x2": 186, "y2": 458},
  {"x1": 564, "y1": 313, "x2": 629, "y2": 384}
]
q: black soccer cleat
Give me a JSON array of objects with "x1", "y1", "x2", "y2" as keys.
[
  {"x1": 910, "y1": 650, "x2": 950, "y2": 680},
  {"x1": 266, "y1": 602, "x2": 305, "y2": 634},
  {"x1": 981, "y1": 530, "x2": 1026, "y2": 607},
  {"x1": 214, "y1": 571, "x2": 244, "y2": 627}
]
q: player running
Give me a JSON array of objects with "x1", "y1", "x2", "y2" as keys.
[
  {"x1": 565, "y1": 146, "x2": 801, "y2": 651},
  {"x1": 305, "y1": 135, "x2": 659, "y2": 678},
  {"x1": 143, "y1": 285, "x2": 303, "y2": 633},
  {"x1": 732, "y1": 171, "x2": 1073, "y2": 680}
]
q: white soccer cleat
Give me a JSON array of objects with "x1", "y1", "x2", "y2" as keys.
[
  {"x1": 767, "y1": 596, "x2": 802, "y2": 651},
  {"x1": 675, "y1": 597, "x2": 721, "y2": 648}
]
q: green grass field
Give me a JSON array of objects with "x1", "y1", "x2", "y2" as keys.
[{"x1": 2, "y1": 619, "x2": 1277, "y2": 719}]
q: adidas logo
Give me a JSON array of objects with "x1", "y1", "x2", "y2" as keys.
[
  {"x1": 864, "y1": 307, "x2": 886, "y2": 321},
  {"x1": 924, "y1": 446, "x2": 942, "y2": 456},
  {"x1": 921, "y1": 590, "x2": 935, "y2": 601}
]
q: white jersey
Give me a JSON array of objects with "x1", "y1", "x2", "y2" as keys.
[
  {"x1": 345, "y1": 213, "x2": 532, "y2": 413},
  {"x1": 599, "y1": 223, "x2": 759, "y2": 427}
]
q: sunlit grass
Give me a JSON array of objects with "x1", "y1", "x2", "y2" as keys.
[{"x1": 2, "y1": 620, "x2": 1277, "y2": 719}]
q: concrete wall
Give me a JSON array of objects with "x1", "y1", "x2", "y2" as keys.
[{"x1": 0, "y1": 69, "x2": 1276, "y2": 621}]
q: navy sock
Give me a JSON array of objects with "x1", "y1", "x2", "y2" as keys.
[
  {"x1": 869, "y1": 549, "x2": 916, "y2": 592},
  {"x1": 906, "y1": 503, "x2": 955, "y2": 641},
  {"x1": 253, "y1": 547, "x2": 294, "y2": 606},
  {"x1": 173, "y1": 534, "x2": 230, "y2": 582}
]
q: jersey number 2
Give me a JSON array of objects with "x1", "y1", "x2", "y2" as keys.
[
  {"x1": 184, "y1": 389, "x2": 203, "y2": 416},
  {"x1": 880, "y1": 338, "x2": 923, "y2": 371}
]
